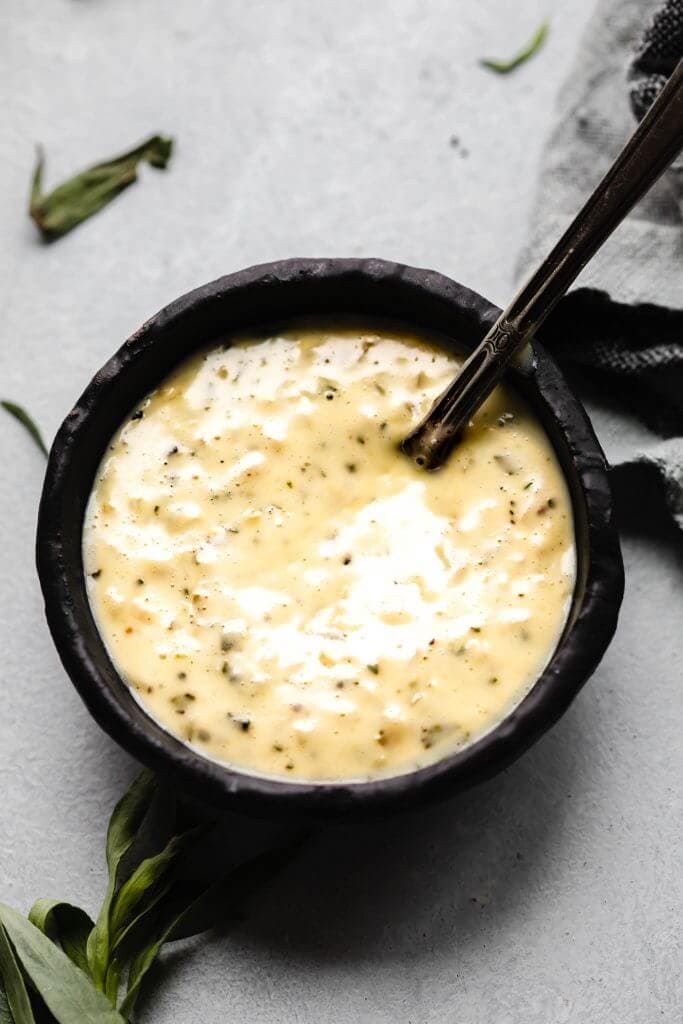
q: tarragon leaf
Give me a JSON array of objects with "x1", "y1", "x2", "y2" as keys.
[
  {"x1": 109, "y1": 831, "x2": 197, "y2": 945},
  {"x1": 29, "y1": 135, "x2": 173, "y2": 240},
  {"x1": 119, "y1": 840, "x2": 304, "y2": 1019},
  {"x1": 0, "y1": 905, "x2": 124, "y2": 1024},
  {"x1": 103, "y1": 826, "x2": 201, "y2": 998},
  {"x1": 1, "y1": 402, "x2": 48, "y2": 456},
  {"x1": 104, "y1": 961, "x2": 120, "y2": 1010},
  {"x1": 0, "y1": 921, "x2": 36, "y2": 1024},
  {"x1": 0, "y1": 976, "x2": 13, "y2": 1024},
  {"x1": 28, "y1": 900, "x2": 94, "y2": 976},
  {"x1": 480, "y1": 21, "x2": 548, "y2": 74},
  {"x1": 86, "y1": 770, "x2": 157, "y2": 991},
  {"x1": 109, "y1": 884, "x2": 171, "y2": 964}
]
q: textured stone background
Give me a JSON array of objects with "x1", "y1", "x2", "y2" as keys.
[{"x1": 1, "y1": 2, "x2": 681, "y2": 1022}]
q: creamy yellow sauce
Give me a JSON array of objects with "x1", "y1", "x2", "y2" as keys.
[{"x1": 83, "y1": 323, "x2": 575, "y2": 782}]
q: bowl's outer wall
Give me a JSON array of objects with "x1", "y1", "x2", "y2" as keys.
[{"x1": 36, "y1": 259, "x2": 624, "y2": 819}]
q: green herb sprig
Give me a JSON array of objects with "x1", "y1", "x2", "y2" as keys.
[
  {"x1": 0, "y1": 771, "x2": 300, "y2": 1022},
  {"x1": 0, "y1": 402, "x2": 48, "y2": 456},
  {"x1": 480, "y1": 21, "x2": 549, "y2": 74},
  {"x1": 29, "y1": 135, "x2": 173, "y2": 241}
]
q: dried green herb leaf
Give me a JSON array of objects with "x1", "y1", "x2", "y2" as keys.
[
  {"x1": 480, "y1": 21, "x2": 548, "y2": 73},
  {"x1": 0, "y1": 905, "x2": 124, "y2": 1024},
  {"x1": 28, "y1": 900, "x2": 94, "y2": 976},
  {"x1": 86, "y1": 771, "x2": 156, "y2": 991},
  {"x1": 29, "y1": 135, "x2": 173, "y2": 240},
  {"x1": 1, "y1": 401, "x2": 48, "y2": 456},
  {"x1": 0, "y1": 920, "x2": 36, "y2": 1024}
]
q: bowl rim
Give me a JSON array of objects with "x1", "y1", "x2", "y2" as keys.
[{"x1": 36, "y1": 257, "x2": 624, "y2": 819}]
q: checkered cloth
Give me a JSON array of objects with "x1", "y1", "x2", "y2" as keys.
[{"x1": 519, "y1": 0, "x2": 683, "y2": 530}]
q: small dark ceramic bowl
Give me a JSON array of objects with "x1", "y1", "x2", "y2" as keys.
[{"x1": 37, "y1": 259, "x2": 624, "y2": 819}]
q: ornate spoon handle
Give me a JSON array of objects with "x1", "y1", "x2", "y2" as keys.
[{"x1": 403, "y1": 58, "x2": 683, "y2": 470}]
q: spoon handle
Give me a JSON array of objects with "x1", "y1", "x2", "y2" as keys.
[{"x1": 404, "y1": 58, "x2": 683, "y2": 469}]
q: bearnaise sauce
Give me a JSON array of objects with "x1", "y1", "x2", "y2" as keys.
[{"x1": 83, "y1": 324, "x2": 575, "y2": 781}]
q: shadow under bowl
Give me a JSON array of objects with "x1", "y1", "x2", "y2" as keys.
[{"x1": 36, "y1": 258, "x2": 624, "y2": 820}]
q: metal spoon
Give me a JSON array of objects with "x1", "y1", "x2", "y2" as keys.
[{"x1": 403, "y1": 58, "x2": 683, "y2": 470}]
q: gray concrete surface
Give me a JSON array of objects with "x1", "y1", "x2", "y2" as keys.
[{"x1": 1, "y1": 2, "x2": 681, "y2": 1022}]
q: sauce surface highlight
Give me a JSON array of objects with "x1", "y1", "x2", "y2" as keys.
[{"x1": 83, "y1": 324, "x2": 575, "y2": 781}]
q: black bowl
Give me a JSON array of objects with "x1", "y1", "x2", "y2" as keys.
[{"x1": 36, "y1": 258, "x2": 624, "y2": 819}]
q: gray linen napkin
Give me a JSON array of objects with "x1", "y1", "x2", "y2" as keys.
[{"x1": 517, "y1": 0, "x2": 683, "y2": 530}]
